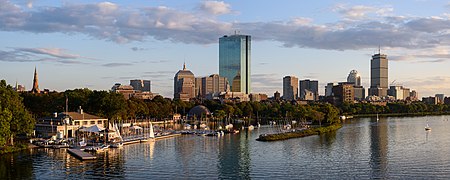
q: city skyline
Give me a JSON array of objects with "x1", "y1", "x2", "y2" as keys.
[{"x1": 2, "y1": 1, "x2": 450, "y2": 97}]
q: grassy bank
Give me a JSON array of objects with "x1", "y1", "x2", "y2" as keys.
[
  {"x1": 0, "y1": 144, "x2": 28, "y2": 155},
  {"x1": 256, "y1": 123, "x2": 342, "y2": 141}
]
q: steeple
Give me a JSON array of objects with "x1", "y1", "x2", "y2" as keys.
[
  {"x1": 31, "y1": 66, "x2": 40, "y2": 94},
  {"x1": 183, "y1": 62, "x2": 186, "y2": 70}
]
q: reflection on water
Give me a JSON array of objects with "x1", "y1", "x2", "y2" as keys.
[{"x1": 3, "y1": 115, "x2": 450, "y2": 179}]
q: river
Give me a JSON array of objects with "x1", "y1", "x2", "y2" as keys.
[{"x1": 2, "y1": 115, "x2": 450, "y2": 179}]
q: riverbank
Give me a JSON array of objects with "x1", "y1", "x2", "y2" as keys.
[
  {"x1": 256, "y1": 124, "x2": 342, "y2": 141},
  {"x1": 0, "y1": 144, "x2": 29, "y2": 155}
]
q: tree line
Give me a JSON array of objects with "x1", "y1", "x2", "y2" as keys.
[{"x1": 338, "y1": 102, "x2": 450, "y2": 115}]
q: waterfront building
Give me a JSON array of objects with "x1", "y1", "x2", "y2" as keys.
[
  {"x1": 219, "y1": 34, "x2": 251, "y2": 94},
  {"x1": 299, "y1": 79, "x2": 319, "y2": 101},
  {"x1": 332, "y1": 82, "x2": 355, "y2": 104},
  {"x1": 174, "y1": 63, "x2": 196, "y2": 101},
  {"x1": 196, "y1": 74, "x2": 230, "y2": 98},
  {"x1": 368, "y1": 52, "x2": 388, "y2": 97},
  {"x1": 34, "y1": 106, "x2": 107, "y2": 138},
  {"x1": 283, "y1": 76, "x2": 299, "y2": 101},
  {"x1": 31, "y1": 67, "x2": 40, "y2": 94},
  {"x1": 409, "y1": 90, "x2": 419, "y2": 101},
  {"x1": 130, "y1": 79, "x2": 151, "y2": 92}
]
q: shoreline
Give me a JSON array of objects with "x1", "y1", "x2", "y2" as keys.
[
  {"x1": 351, "y1": 112, "x2": 450, "y2": 118},
  {"x1": 256, "y1": 124, "x2": 342, "y2": 142}
]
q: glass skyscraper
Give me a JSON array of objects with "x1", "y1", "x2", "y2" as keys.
[{"x1": 219, "y1": 34, "x2": 251, "y2": 94}]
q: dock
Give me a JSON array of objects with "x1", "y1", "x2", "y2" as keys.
[{"x1": 67, "y1": 149, "x2": 97, "y2": 160}]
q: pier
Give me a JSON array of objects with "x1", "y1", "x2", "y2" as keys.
[{"x1": 67, "y1": 149, "x2": 97, "y2": 160}]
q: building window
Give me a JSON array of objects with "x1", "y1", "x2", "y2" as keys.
[
  {"x1": 97, "y1": 120, "x2": 102, "y2": 124},
  {"x1": 75, "y1": 121, "x2": 80, "y2": 126},
  {"x1": 90, "y1": 121, "x2": 95, "y2": 124},
  {"x1": 83, "y1": 121, "x2": 88, "y2": 125}
]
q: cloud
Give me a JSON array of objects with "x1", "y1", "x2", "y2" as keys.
[
  {"x1": 131, "y1": 47, "x2": 147, "y2": 51},
  {"x1": 252, "y1": 73, "x2": 281, "y2": 94},
  {"x1": 333, "y1": 4, "x2": 393, "y2": 20},
  {"x1": 102, "y1": 63, "x2": 133, "y2": 67},
  {"x1": 0, "y1": 48, "x2": 85, "y2": 64},
  {"x1": 199, "y1": 1, "x2": 231, "y2": 15},
  {"x1": 15, "y1": 48, "x2": 80, "y2": 59},
  {"x1": 1, "y1": 1, "x2": 450, "y2": 55},
  {"x1": 401, "y1": 76, "x2": 450, "y2": 97}
]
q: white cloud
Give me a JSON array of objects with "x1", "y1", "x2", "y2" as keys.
[
  {"x1": 199, "y1": 1, "x2": 231, "y2": 15},
  {"x1": 333, "y1": 4, "x2": 393, "y2": 20}
]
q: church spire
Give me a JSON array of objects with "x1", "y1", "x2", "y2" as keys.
[{"x1": 31, "y1": 66, "x2": 40, "y2": 94}]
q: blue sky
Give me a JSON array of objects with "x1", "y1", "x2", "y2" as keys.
[{"x1": 1, "y1": 0, "x2": 450, "y2": 98}]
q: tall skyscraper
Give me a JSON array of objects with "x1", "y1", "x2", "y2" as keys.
[
  {"x1": 369, "y1": 52, "x2": 388, "y2": 97},
  {"x1": 219, "y1": 34, "x2": 251, "y2": 94},
  {"x1": 283, "y1": 76, "x2": 298, "y2": 101},
  {"x1": 299, "y1": 79, "x2": 319, "y2": 101},
  {"x1": 174, "y1": 63, "x2": 195, "y2": 101},
  {"x1": 130, "y1": 79, "x2": 151, "y2": 92},
  {"x1": 31, "y1": 67, "x2": 40, "y2": 94}
]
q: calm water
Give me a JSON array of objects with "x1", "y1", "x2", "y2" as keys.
[{"x1": 2, "y1": 115, "x2": 450, "y2": 179}]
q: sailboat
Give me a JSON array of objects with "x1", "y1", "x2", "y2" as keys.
[
  {"x1": 149, "y1": 122, "x2": 155, "y2": 141},
  {"x1": 425, "y1": 120, "x2": 431, "y2": 131}
]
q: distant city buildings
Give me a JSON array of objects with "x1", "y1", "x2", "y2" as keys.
[
  {"x1": 347, "y1": 70, "x2": 365, "y2": 101},
  {"x1": 174, "y1": 63, "x2": 196, "y2": 101},
  {"x1": 325, "y1": 82, "x2": 336, "y2": 97},
  {"x1": 283, "y1": 76, "x2": 298, "y2": 101},
  {"x1": 195, "y1": 74, "x2": 230, "y2": 98},
  {"x1": 435, "y1": 94, "x2": 445, "y2": 104},
  {"x1": 299, "y1": 79, "x2": 319, "y2": 101},
  {"x1": 130, "y1": 79, "x2": 151, "y2": 92},
  {"x1": 274, "y1": 91, "x2": 281, "y2": 101},
  {"x1": 219, "y1": 34, "x2": 251, "y2": 94},
  {"x1": 369, "y1": 52, "x2": 388, "y2": 97},
  {"x1": 332, "y1": 82, "x2": 355, "y2": 104}
]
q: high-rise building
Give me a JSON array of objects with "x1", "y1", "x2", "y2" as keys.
[
  {"x1": 130, "y1": 79, "x2": 151, "y2": 92},
  {"x1": 299, "y1": 79, "x2": 319, "y2": 101},
  {"x1": 195, "y1": 74, "x2": 229, "y2": 98},
  {"x1": 174, "y1": 63, "x2": 195, "y2": 101},
  {"x1": 31, "y1": 67, "x2": 40, "y2": 94},
  {"x1": 283, "y1": 76, "x2": 298, "y2": 101},
  {"x1": 347, "y1": 70, "x2": 361, "y2": 86},
  {"x1": 369, "y1": 52, "x2": 388, "y2": 97},
  {"x1": 219, "y1": 34, "x2": 251, "y2": 94},
  {"x1": 436, "y1": 94, "x2": 445, "y2": 104},
  {"x1": 325, "y1": 82, "x2": 336, "y2": 97}
]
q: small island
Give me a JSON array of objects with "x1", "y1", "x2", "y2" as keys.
[{"x1": 256, "y1": 123, "x2": 342, "y2": 141}]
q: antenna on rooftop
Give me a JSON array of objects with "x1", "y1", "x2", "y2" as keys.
[{"x1": 378, "y1": 45, "x2": 381, "y2": 54}]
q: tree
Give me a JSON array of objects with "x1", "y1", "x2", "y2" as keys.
[{"x1": 0, "y1": 80, "x2": 35, "y2": 146}]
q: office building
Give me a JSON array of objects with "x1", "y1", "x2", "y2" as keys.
[
  {"x1": 219, "y1": 34, "x2": 251, "y2": 94},
  {"x1": 196, "y1": 74, "x2": 230, "y2": 98},
  {"x1": 299, "y1": 79, "x2": 319, "y2": 101},
  {"x1": 325, "y1": 82, "x2": 336, "y2": 97},
  {"x1": 130, "y1": 79, "x2": 151, "y2": 92},
  {"x1": 283, "y1": 76, "x2": 299, "y2": 101},
  {"x1": 174, "y1": 63, "x2": 196, "y2": 101},
  {"x1": 369, "y1": 52, "x2": 388, "y2": 97}
]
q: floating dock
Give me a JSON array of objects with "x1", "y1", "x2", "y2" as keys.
[{"x1": 67, "y1": 149, "x2": 97, "y2": 160}]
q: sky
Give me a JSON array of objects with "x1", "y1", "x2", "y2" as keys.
[{"x1": 1, "y1": 0, "x2": 450, "y2": 98}]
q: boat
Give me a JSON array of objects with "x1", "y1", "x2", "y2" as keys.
[
  {"x1": 425, "y1": 121, "x2": 431, "y2": 131},
  {"x1": 248, "y1": 125, "x2": 255, "y2": 131},
  {"x1": 110, "y1": 142, "x2": 123, "y2": 148},
  {"x1": 376, "y1": 114, "x2": 379, "y2": 121}
]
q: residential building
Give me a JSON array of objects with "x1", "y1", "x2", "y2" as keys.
[
  {"x1": 283, "y1": 76, "x2": 299, "y2": 101},
  {"x1": 219, "y1": 34, "x2": 251, "y2": 94},
  {"x1": 299, "y1": 79, "x2": 319, "y2": 101},
  {"x1": 196, "y1": 74, "x2": 229, "y2": 98},
  {"x1": 369, "y1": 52, "x2": 388, "y2": 97},
  {"x1": 332, "y1": 82, "x2": 355, "y2": 104},
  {"x1": 174, "y1": 63, "x2": 196, "y2": 101}
]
